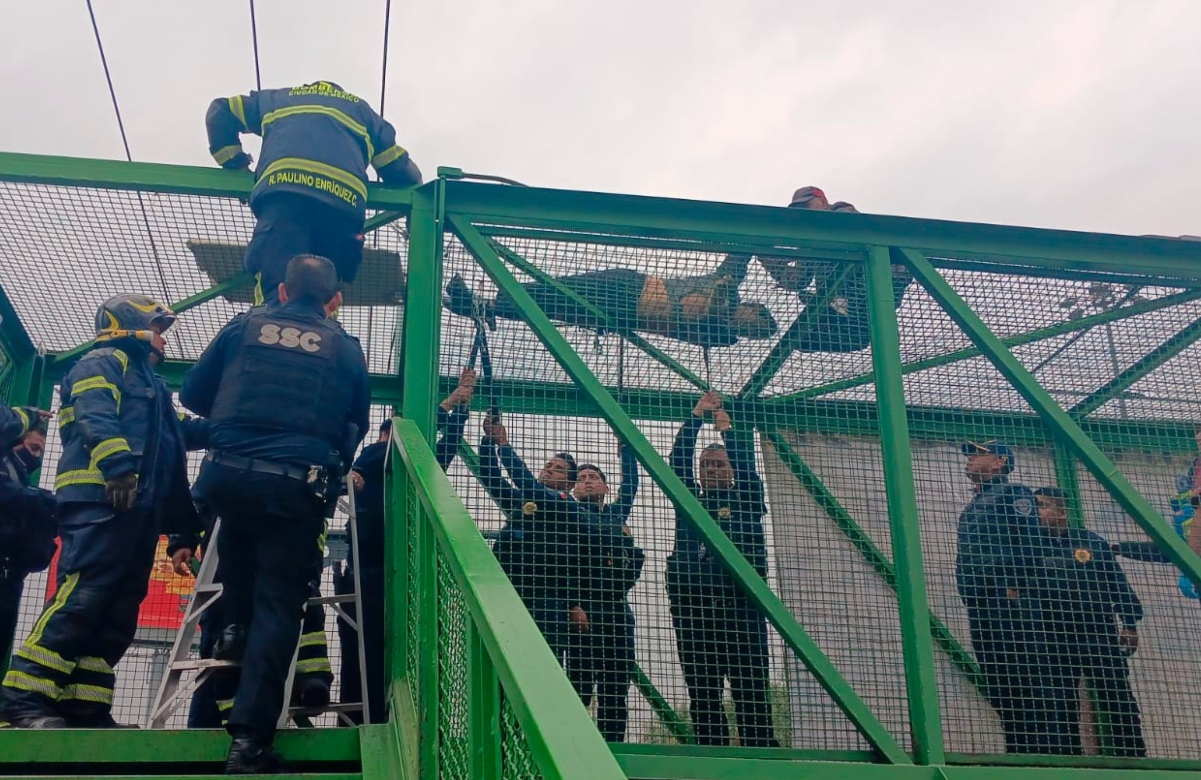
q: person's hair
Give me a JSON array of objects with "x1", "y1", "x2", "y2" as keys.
[
  {"x1": 733, "y1": 302, "x2": 777, "y2": 338},
  {"x1": 552, "y1": 452, "x2": 578, "y2": 483},
  {"x1": 379, "y1": 418, "x2": 393, "y2": 435},
  {"x1": 701, "y1": 442, "x2": 728, "y2": 456},
  {"x1": 24, "y1": 423, "x2": 47, "y2": 438},
  {"x1": 1033, "y1": 486, "x2": 1066, "y2": 502},
  {"x1": 577, "y1": 463, "x2": 607, "y2": 484},
  {"x1": 284, "y1": 255, "x2": 339, "y2": 306}
]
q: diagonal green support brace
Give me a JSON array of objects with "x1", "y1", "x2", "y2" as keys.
[
  {"x1": 901, "y1": 248, "x2": 1201, "y2": 589},
  {"x1": 762, "y1": 430, "x2": 985, "y2": 693},
  {"x1": 490, "y1": 240, "x2": 709, "y2": 390},
  {"x1": 452, "y1": 214, "x2": 910, "y2": 763},
  {"x1": 768, "y1": 287, "x2": 1201, "y2": 407},
  {"x1": 738, "y1": 262, "x2": 858, "y2": 399},
  {"x1": 1068, "y1": 314, "x2": 1201, "y2": 418}
]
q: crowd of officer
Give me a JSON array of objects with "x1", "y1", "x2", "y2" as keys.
[{"x1": 0, "y1": 75, "x2": 1191, "y2": 769}]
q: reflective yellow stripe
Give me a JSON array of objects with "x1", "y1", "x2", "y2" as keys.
[
  {"x1": 295, "y1": 658, "x2": 332, "y2": 674},
  {"x1": 28, "y1": 573, "x2": 78, "y2": 646},
  {"x1": 261, "y1": 157, "x2": 368, "y2": 201},
  {"x1": 11, "y1": 406, "x2": 29, "y2": 433},
  {"x1": 317, "y1": 519, "x2": 329, "y2": 551},
  {"x1": 298, "y1": 631, "x2": 327, "y2": 649},
  {"x1": 90, "y1": 437, "x2": 132, "y2": 468},
  {"x1": 262, "y1": 105, "x2": 375, "y2": 159},
  {"x1": 112, "y1": 349, "x2": 129, "y2": 373},
  {"x1": 71, "y1": 376, "x2": 121, "y2": 408},
  {"x1": 58, "y1": 407, "x2": 75, "y2": 426},
  {"x1": 372, "y1": 144, "x2": 406, "y2": 169},
  {"x1": 61, "y1": 683, "x2": 113, "y2": 705},
  {"x1": 55, "y1": 469, "x2": 105, "y2": 490},
  {"x1": 229, "y1": 96, "x2": 248, "y2": 130},
  {"x1": 213, "y1": 145, "x2": 243, "y2": 165},
  {"x1": 2, "y1": 670, "x2": 61, "y2": 698},
  {"x1": 217, "y1": 698, "x2": 234, "y2": 712},
  {"x1": 77, "y1": 656, "x2": 113, "y2": 675},
  {"x1": 253, "y1": 272, "x2": 265, "y2": 306},
  {"x1": 14, "y1": 645, "x2": 74, "y2": 675}
]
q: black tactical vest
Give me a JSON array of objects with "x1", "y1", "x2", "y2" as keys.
[{"x1": 211, "y1": 307, "x2": 351, "y2": 452}]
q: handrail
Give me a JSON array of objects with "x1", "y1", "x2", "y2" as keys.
[{"x1": 391, "y1": 418, "x2": 628, "y2": 780}]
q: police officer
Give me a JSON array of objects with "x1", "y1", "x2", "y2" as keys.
[
  {"x1": 666, "y1": 390, "x2": 777, "y2": 748},
  {"x1": 1031, "y1": 487, "x2": 1147, "y2": 757},
  {"x1": 0, "y1": 295, "x2": 200, "y2": 729},
  {"x1": 181, "y1": 255, "x2": 369, "y2": 772},
  {"x1": 0, "y1": 424, "x2": 56, "y2": 666},
  {"x1": 337, "y1": 370, "x2": 475, "y2": 723},
  {"x1": 956, "y1": 440, "x2": 1047, "y2": 753},
  {"x1": 479, "y1": 415, "x2": 583, "y2": 665},
  {"x1": 565, "y1": 444, "x2": 642, "y2": 742},
  {"x1": 206, "y1": 81, "x2": 423, "y2": 306}
]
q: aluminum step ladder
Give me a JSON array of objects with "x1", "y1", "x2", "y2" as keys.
[{"x1": 145, "y1": 476, "x2": 370, "y2": 728}]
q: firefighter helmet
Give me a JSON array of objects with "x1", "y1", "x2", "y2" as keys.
[{"x1": 94, "y1": 294, "x2": 176, "y2": 346}]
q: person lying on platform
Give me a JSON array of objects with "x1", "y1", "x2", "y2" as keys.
[
  {"x1": 443, "y1": 252, "x2": 778, "y2": 349},
  {"x1": 756, "y1": 191, "x2": 915, "y2": 353}
]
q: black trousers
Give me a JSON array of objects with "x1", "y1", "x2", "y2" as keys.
[
  {"x1": 197, "y1": 462, "x2": 326, "y2": 743},
  {"x1": 667, "y1": 573, "x2": 778, "y2": 748},
  {"x1": 335, "y1": 563, "x2": 387, "y2": 724},
  {"x1": 0, "y1": 576, "x2": 25, "y2": 673},
  {"x1": 245, "y1": 193, "x2": 365, "y2": 306},
  {"x1": 1044, "y1": 630, "x2": 1146, "y2": 757},
  {"x1": 0, "y1": 505, "x2": 157, "y2": 723},
  {"x1": 965, "y1": 598, "x2": 1059, "y2": 754},
  {"x1": 565, "y1": 604, "x2": 635, "y2": 742}
]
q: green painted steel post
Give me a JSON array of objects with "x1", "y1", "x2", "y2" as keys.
[
  {"x1": 865, "y1": 246, "x2": 943, "y2": 763},
  {"x1": 468, "y1": 621, "x2": 502, "y2": 780},
  {"x1": 901, "y1": 248, "x2": 1201, "y2": 587},
  {"x1": 451, "y1": 214, "x2": 910, "y2": 764},
  {"x1": 1052, "y1": 441, "x2": 1086, "y2": 529},
  {"x1": 402, "y1": 181, "x2": 445, "y2": 776}
]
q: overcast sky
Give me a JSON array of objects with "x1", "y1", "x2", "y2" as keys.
[{"x1": 1, "y1": 0, "x2": 1197, "y2": 237}]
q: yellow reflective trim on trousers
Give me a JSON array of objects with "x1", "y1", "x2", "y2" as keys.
[
  {"x1": 217, "y1": 698, "x2": 234, "y2": 712},
  {"x1": 14, "y1": 645, "x2": 74, "y2": 675},
  {"x1": 372, "y1": 144, "x2": 407, "y2": 169},
  {"x1": 11, "y1": 406, "x2": 29, "y2": 433},
  {"x1": 318, "y1": 519, "x2": 329, "y2": 551},
  {"x1": 61, "y1": 683, "x2": 113, "y2": 705},
  {"x1": 261, "y1": 105, "x2": 375, "y2": 160},
  {"x1": 55, "y1": 469, "x2": 105, "y2": 490},
  {"x1": 58, "y1": 407, "x2": 75, "y2": 426},
  {"x1": 295, "y1": 658, "x2": 332, "y2": 674},
  {"x1": 298, "y1": 631, "x2": 327, "y2": 649},
  {"x1": 260, "y1": 157, "x2": 368, "y2": 201},
  {"x1": 2, "y1": 670, "x2": 61, "y2": 698},
  {"x1": 229, "y1": 96, "x2": 248, "y2": 130},
  {"x1": 28, "y1": 572, "x2": 79, "y2": 646},
  {"x1": 90, "y1": 437, "x2": 132, "y2": 468},
  {"x1": 213, "y1": 145, "x2": 243, "y2": 165},
  {"x1": 71, "y1": 376, "x2": 122, "y2": 408},
  {"x1": 77, "y1": 656, "x2": 113, "y2": 674}
]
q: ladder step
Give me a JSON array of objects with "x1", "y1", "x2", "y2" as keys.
[
  {"x1": 168, "y1": 658, "x2": 241, "y2": 672},
  {"x1": 307, "y1": 594, "x2": 355, "y2": 606},
  {"x1": 287, "y1": 702, "x2": 363, "y2": 715}
]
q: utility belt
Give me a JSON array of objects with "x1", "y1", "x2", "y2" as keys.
[{"x1": 205, "y1": 451, "x2": 340, "y2": 504}]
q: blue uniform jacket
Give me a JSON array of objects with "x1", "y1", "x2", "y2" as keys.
[
  {"x1": 1029, "y1": 527, "x2": 1143, "y2": 634},
  {"x1": 206, "y1": 81, "x2": 420, "y2": 221},
  {"x1": 667, "y1": 417, "x2": 768, "y2": 589},
  {"x1": 180, "y1": 301, "x2": 371, "y2": 469},
  {"x1": 0, "y1": 445, "x2": 56, "y2": 577},
  {"x1": 955, "y1": 476, "x2": 1041, "y2": 602},
  {"x1": 54, "y1": 343, "x2": 199, "y2": 534},
  {"x1": 575, "y1": 446, "x2": 643, "y2": 613}
]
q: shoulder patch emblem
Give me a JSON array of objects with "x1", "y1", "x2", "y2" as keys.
[
  {"x1": 718, "y1": 507, "x2": 732, "y2": 519},
  {"x1": 522, "y1": 501, "x2": 537, "y2": 516},
  {"x1": 1012, "y1": 497, "x2": 1035, "y2": 517},
  {"x1": 1074, "y1": 548, "x2": 1092, "y2": 564}
]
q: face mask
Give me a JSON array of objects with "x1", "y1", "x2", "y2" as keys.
[{"x1": 15, "y1": 448, "x2": 42, "y2": 474}]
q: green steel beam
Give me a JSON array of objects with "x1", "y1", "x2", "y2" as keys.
[
  {"x1": 0, "y1": 728, "x2": 359, "y2": 765},
  {"x1": 767, "y1": 287, "x2": 1201, "y2": 406},
  {"x1": 1052, "y1": 441, "x2": 1086, "y2": 530},
  {"x1": 0, "y1": 151, "x2": 416, "y2": 211},
  {"x1": 443, "y1": 180, "x2": 1201, "y2": 281},
  {"x1": 47, "y1": 273, "x2": 255, "y2": 371},
  {"x1": 864, "y1": 246, "x2": 942, "y2": 763},
  {"x1": 0, "y1": 282, "x2": 35, "y2": 364},
  {"x1": 392, "y1": 421, "x2": 627, "y2": 780},
  {"x1": 762, "y1": 431, "x2": 983, "y2": 691},
  {"x1": 360, "y1": 723, "x2": 411, "y2": 780},
  {"x1": 902, "y1": 248, "x2": 1201, "y2": 590},
  {"x1": 452, "y1": 214, "x2": 910, "y2": 763},
  {"x1": 737, "y1": 262, "x2": 857, "y2": 399},
  {"x1": 365, "y1": 211, "x2": 407, "y2": 233},
  {"x1": 489, "y1": 240, "x2": 708, "y2": 389},
  {"x1": 1068, "y1": 313, "x2": 1201, "y2": 418},
  {"x1": 468, "y1": 623, "x2": 502, "y2": 780}
]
